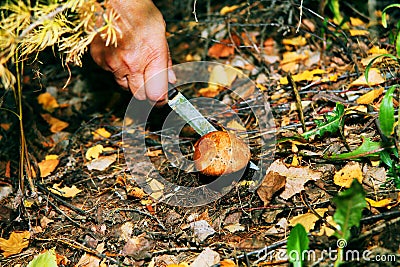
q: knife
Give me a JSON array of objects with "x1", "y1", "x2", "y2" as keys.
[{"x1": 167, "y1": 83, "x2": 259, "y2": 170}]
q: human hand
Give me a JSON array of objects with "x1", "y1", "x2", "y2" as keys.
[{"x1": 90, "y1": 0, "x2": 176, "y2": 104}]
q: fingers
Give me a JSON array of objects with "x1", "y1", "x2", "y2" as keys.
[{"x1": 143, "y1": 47, "x2": 169, "y2": 104}]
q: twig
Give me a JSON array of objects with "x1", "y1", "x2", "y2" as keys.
[
  {"x1": 36, "y1": 183, "x2": 88, "y2": 215},
  {"x1": 353, "y1": 215, "x2": 400, "y2": 242},
  {"x1": 44, "y1": 194, "x2": 81, "y2": 227},
  {"x1": 114, "y1": 208, "x2": 167, "y2": 231},
  {"x1": 296, "y1": 0, "x2": 304, "y2": 33},
  {"x1": 192, "y1": 0, "x2": 198, "y2": 22},
  {"x1": 288, "y1": 73, "x2": 306, "y2": 132}
]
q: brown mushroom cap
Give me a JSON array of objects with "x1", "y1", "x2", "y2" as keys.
[{"x1": 193, "y1": 131, "x2": 251, "y2": 176}]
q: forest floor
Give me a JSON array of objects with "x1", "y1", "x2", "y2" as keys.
[{"x1": 1, "y1": 1, "x2": 400, "y2": 266}]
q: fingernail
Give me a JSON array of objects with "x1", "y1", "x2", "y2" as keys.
[{"x1": 168, "y1": 69, "x2": 177, "y2": 84}]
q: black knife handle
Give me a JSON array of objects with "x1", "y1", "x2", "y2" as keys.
[{"x1": 168, "y1": 83, "x2": 178, "y2": 99}]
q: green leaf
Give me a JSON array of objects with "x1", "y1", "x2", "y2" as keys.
[
  {"x1": 287, "y1": 224, "x2": 309, "y2": 267},
  {"x1": 302, "y1": 103, "x2": 344, "y2": 139},
  {"x1": 379, "y1": 86, "x2": 396, "y2": 138},
  {"x1": 325, "y1": 137, "x2": 385, "y2": 160},
  {"x1": 333, "y1": 180, "x2": 366, "y2": 241},
  {"x1": 381, "y1": 4, "x2": 400, "y2": 28},
  {"x1": 27, "y1": 248, "x2": 57, "y2": 267}
]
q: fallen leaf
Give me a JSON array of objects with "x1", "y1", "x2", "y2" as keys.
[
  {"x1": 257, "y1": 171, "x2": 286, "y2": 206},
  {"x1": 38, "y1": 155, "x2": 59, "y2": 178},
  {"x1": 317, "y1": 216, "x2": 337, "y2": 237},
  {"x1": 368, "y1": 46, "x2": 389, "y2": 54},
  {"x1": 207, "y1": 35, "x2": 240, "y2": 59},
  {"x1": 0, "y1": 231, "x2": 30, "y2": 257},
  {"x1": 76, "y1": 242, "x2": 104, "y2": 267},
  {"x1": 366, "y1": 198, "x2": 392, "y2": 208},
  {"x1": 356, "y1": 88, "x2": 384, "y2": 104},
  {"x1": 49, "y1": 183, "x2": 82, "y2": 198},
  {"x1": 334, "y1": 162, "x2": 363, "y2": 188},
  {"x1": 0, "y1": 123, "x2": 11, "y2": 131},
  {"x1": 289, "y1": 208, "x2": 328, "y2": 232},
  {"x1": 92, "y1": 128, "x2": 111, "y2": 140},
  {"x1": 147, "y1": 178, "x2": 165, "y2": 200},
  {"x1": 41, "y1": 114, "x2": 69, "y2": 133},
  {"x1": 191, "y1": 248, "x2": 220, "y2": 267},
  {"x1": 264, "y1": 160, "x2": 321, "y2": 200},
  {"x1": 282, "y1": 36, "x2": 307, "y2": 46},
  {"x1": 219, "y1": 259, "x2": 236, "y2": 267},
  {"x1": 127, "y1": 186, "x2": 146, "y2": 199},
  {"x1": 350, "y1": 68, "x2": 385, "y2": 87},
  {"x1": 349, "y1": 29, "x2": 369, "y2": 36},
  {"x1": 350, "y1": 17, "x2": 365, "y2": 26},
  {"x1": 120, "y1": 222, "x2": 134, "y2": 242},
  {"x1": 85, "y1": 145, "x2": 104, "y2": 160},
  {"x1": 280, "y1": 69, "x2": 325, "y2": 84},
  {"x1": 220, "y1": 5, "x2": 240, "y2": 15},
  {"x1": 122, "y1": 234, "x2": 154, "y2": 260},
  {"x1": 224, "y1": 223, "x2": 245, "y2": 233},
  {"x1": 190, "y1": 220, "x2": 216, "y2": 242},
  {"x1": 145, "y1": 149, "x2": 163, "y2": 157},
  {"x1": 40, "y1": 216, "x2": 54, "y2": 229},
  {"x1": 37, "y1": 92, "x2": 59, "y2": 112},
  {"x1": 198, "y1": 65, "x2": 240, "y2": 97},
  {"x1": 86, "y1": 155, "x2": 116, "y2": 171}
]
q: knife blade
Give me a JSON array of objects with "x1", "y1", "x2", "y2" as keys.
[{"x1": 167, "y1": 83, "x2": 258, "y2": 170}]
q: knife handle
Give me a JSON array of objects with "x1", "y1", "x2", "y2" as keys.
[{"x1": 168, "y1": 83, "x2": 178, "y2": 99}]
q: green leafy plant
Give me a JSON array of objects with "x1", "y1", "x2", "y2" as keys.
[
  {"x1": 325, "y1": 137, "x2": 384, "y2": 160},
  {"x1": 27, "y1": 248, "x2": 58, "y2": 267},
  {"x1": 382, "y1": 4, "x2": 400, "y2": 58},
  {"x1": 287, "y1": 224, "x2": 309, "y2": 267},
  {"x1": 332, "y1": 179, "x2": 366, "y2": 266},
  {"x1": 302, "y1": 103, "x2": 345, "y2": 139},
  {"x1": 0, "y1": 0, "x2": 120, "y2": 195}
]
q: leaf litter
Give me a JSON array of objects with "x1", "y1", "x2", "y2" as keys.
[{"x1": 1, "y1": 1, "x2": 400, "y2": 266}]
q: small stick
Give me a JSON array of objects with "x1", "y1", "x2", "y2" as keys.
[{"x1": 288, "y1": 73, "x2": 306, "y2": 132}]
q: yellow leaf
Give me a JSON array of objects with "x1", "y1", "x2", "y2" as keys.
[
  {"x1": 282, "y1": 36, "x2": 307, "y2": 46},
  {"x1": 0, "y1": 231, "x2": 30, "y2": 257},
  {"x1": 41, "y1": 114, "x2": 69, "y2": 133},
  {"x1": 37, "y1": 92, "x2": 59, "y2": 112},
  {"x1": 209, "y1": 65, "x2": 239, "y2": 87},
  {"x1": 349, "y1": 29, "x2": 369, "y2": 36},
  {"x1": 350, "y1": 17, "x2": 365, "y2": 26},
  {"x1": 356, "y1": 88, "x2": 384, "y2": 104},
  {"x1": 368, "y1": 46, "x2": 389, "y2": 55},
  {"x1": 280, "y1": 69, "x2": 325, "y2": 84},
  {"x1": 38, "y1": 158, "x2": 59, "y2": 178},
  {"x1": 226, "y1": 120, "x2": 247, "y2": 133},
  {"x1": 166, "y1": 263, "x2": 189, "y2": 267},
  {"x1": 86, "y1": 144, "x2": 104, "y2": 160},
  {"x1": 317, "y1": 216, "x2": 337, "y2": 237},
  {"x1": 366, "y1": 198, "x2": 392, "y2": 208},
  {"x1": 220, "y1": 5, "x2": 240, "y2": 15},
  {"x1": 49, "y1": 183, "x2": 82, "y2": 198},
  {"x1": 220, "y1": 259, "x2": 237, "y2": 267},
  {"x1": 45, "y1": 154, "x2": 58, "y2": 160},
  {"x1": 92, "y1": 128, "x2": 111, "y2": 140},
  {"x1": 289, "y1": 208, "x2": 328, "y2": 232},
  {"x1": 334, "y1": 162, "x2": 363, "y2": 188},
  {"x1": 350, "y1": 68, "x2": 385, "y2": 87}
]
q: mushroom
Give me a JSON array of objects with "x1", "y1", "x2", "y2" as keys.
[{"x1": 193, "y1": 131, "x2": 251, "y2": 176}]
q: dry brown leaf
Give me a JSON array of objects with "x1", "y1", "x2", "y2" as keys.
[
  {"x1": 85, "y1": 145, "x2": 104, "y2": 160},
  {"x1": 224, "y1": 223, "x2": 245, "y2": 233},
  {"x1": 41, "y1": 114, "x2": 69, "y2": 133},
  {"x1": 145, "y1": 149, "x2": 163, "y2": 157},
  {"x1": 356, "y1": 88, "x2": 384, "y2": 104},
  {"x1": 147, "y1": 178, "x2": 164, "y2": 200},
  {"x1": 350, "y1": 68, "x2": 385, "y2": 87},
  {"x1": 37, "y1": 92, "x2": 59, "y2": 112},
  {"x1": 76, "y1": 242, "x2": 104, "y2": 267},
  {"x1": 92, "y1": 128, "x2": 111, "y2": 140},
  {"x1": 38, "y1": 155, "x2": 59, "y2": 178},
  {"x1": 266, "y1": 160, "x2": 321, "y2": 199},
  {"x1": 289, "y1": 208, "x2": 328, "y2": 232},
  {"x1": 0, "y1": 123, "x2": 11, "y2": 131},
  {"x1": 86, "y1": 155, "x2": 116, "y2": 171},
  {"x1": 49, "y1": 183, "x2": 82, "y2": 198},
  {"x1": 207, "y1": 35, "x2": 240, "y2": 58},
  {"x1": 0, "y1": 231, "x2": 30, "y2": 257},
  {"x1": 334, "y1": 162, "x2": 363, "y2": 188},
  {"x1": 122, "y1": 234, "x2": 154, "y2": 259},
  {"x1": 256, "y1": 171, "x2": 286, "y2": 206},
  {"x1": 40, "y1": 216, "x2": 54, "y2": 229},
  {"x1": 127, "y1": 186, "x2": 146, "y2": 199}
]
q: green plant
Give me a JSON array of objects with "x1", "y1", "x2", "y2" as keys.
[
  {"x1": 0, "y1": 0, "x2": 120, "y2": 195},
  {"x1": 287, "y1": 224, "x2": 309, "y2": 267}
]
